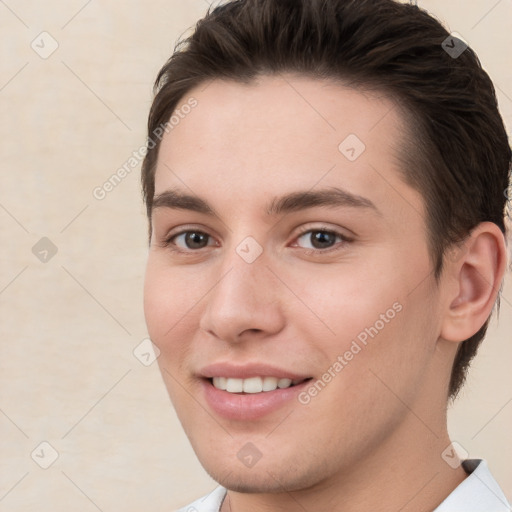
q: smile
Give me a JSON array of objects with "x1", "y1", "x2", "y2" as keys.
[
  {"x1": 211, "y1": 376, "x2": 308, "y2": 393},
  {"x1": 202, "y1": 377, "x2": 313, "y2": 421}
]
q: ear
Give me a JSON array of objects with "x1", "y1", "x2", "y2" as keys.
[{"x1": 440, "y1": 222, "x2": 508, "y2": 343}]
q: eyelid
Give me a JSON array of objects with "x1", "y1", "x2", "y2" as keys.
[
  {"x1": 160, "y1": 223, "x2": 354, "y2": 254},
  {"x1": 291, "y1": 225, "x2": 353, "y2": 254},
  {"x1": 293, "y1": 223, "x2": 354, "y2": 239},
  {"x1": 162, "y1": 225, "x2": 218, "y2": 249},
  {"x1": 163, "y1": 223, "x2": 214, "y2": 239}
]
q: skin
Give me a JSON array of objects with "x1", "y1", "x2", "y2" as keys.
[{"x1": 143, "y1": 74, "x2": 507, "y2": 512}]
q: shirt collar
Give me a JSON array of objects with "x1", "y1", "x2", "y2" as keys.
[
  {"x1": 434, "y1": 459, "x2": 510, "y2": 511},
  {"x1": 176, "y1": 485, "x2": 227, "y2": 512}
]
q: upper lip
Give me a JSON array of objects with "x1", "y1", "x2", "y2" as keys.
[{"x1": 199, "y1": 362, "x2": 311, "y2": 380}]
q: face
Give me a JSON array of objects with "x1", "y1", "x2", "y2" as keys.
[{"x1": 143, "y1": 75, "x2": 448, "y2": 493}]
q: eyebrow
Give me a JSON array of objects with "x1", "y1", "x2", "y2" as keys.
[{"x1": 151, "y1": 187, "x2": 380, "y2": 217}]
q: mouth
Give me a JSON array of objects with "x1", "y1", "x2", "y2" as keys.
[
  {"x1": 208, "y1": 376, "x2": 312, "y2": 394},
  {"x1": 200, "y1": 373, "x2": 314, "y2": 421},
  {"x1": 198, "y1": 362, "x2": 314, "y2": 420}
]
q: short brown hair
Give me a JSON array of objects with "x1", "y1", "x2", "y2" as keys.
[{"x1": 141, "y1": 0, "x2": 511, "y2": 399}]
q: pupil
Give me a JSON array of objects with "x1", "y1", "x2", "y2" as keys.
[
  {"x1": 312, "y1": 231, "x2": 334, "y2": 249},
  {"x1": 186, "y1": 232, "x2": 208, "y2": 249}
]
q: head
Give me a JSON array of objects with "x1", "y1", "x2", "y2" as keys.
[{"x1": 142, "y1": 0, "x2": 510, "y2": 495}]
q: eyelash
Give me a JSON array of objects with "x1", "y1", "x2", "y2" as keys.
[
  {"x1": 291, "y1": 226, "x2": 352, "y2": 255},
  {"x1": 160, "y1": 226, "x2": 352, "y2": 256}
]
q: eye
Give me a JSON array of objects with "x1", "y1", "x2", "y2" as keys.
[
  {"x1": 164, "y1": 230, "x2": 216, "y2": 251},
  {"x1": 160, "y1": 226, "x2": 351, "y2": 255},
  {"x1": 293, "y1": 228, "x2": 350, "y2": 252}
]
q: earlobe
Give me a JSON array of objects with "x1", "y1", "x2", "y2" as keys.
[{"x1": 440, "y1": 222, "x2": 507, "y2": 343}]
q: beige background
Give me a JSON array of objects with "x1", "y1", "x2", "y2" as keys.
[{"x1": 0, "y1": 1, "x2": 511, "y2": 510}]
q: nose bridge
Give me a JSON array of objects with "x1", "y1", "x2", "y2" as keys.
[
  {"x1": 212, "y1": 236, "x2": 270, "y2": 308},
  {"x1": 200, "y1": 234, "x2": 284, "y2": 341}
]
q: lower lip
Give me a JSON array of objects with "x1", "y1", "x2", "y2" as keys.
[{"x1": 202, "y1": 379, "x2": 311, "y2": 421}]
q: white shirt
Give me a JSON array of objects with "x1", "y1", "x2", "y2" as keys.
[{"x1": 176, "y1": 459, "x2": 510, "y2": 512}]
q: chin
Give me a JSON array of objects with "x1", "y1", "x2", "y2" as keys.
[
  {"x1": 206, "y1": 469, "x2": 306, "y2": 494},
  {"x1": 197, "y1": 449, "x2": 327, "y2": 495}
]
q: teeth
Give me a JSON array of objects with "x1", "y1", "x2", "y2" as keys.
[
  {"x1": 262, "y1": 376, "x2": 278, "y2": 391},
  {"x1": 212, "y1": 376, "x2": 300, "y2": 393},
  {"x1": 243, "y1": 377, "x2": 262, "y2": 393},
  {"x1": 226, "y1": 378, "x2": 243, "y2": 393},
  {"x1": 277, "y1": 378, "x2": 292, "y2": 388},
  {"x1": 212, "y1": 377, "x2": 228, "y2": 390}
]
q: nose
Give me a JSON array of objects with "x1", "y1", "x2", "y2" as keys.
[{"x1": 199, "y1": 245, "x2": 286, "y2": 344}]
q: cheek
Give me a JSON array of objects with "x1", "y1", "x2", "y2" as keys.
[
  {"x1": 144, "y1": 260, "x2": 202, "y2": 405},
  {"x1": 289, "y1": 276, "x2": 434, "y2": 447},
  {"x1": 143, "y1": 261, "x2": 171, "y2": 341},
  {"x1": 144, "y1": 257, "x2": 202, "y2": 336},
  {"x1": 289, "y1": 258, "x2": 435, "y2": 380},
  {"x1": 288, "y1": 263, "x2": 401, "y2": 350}
]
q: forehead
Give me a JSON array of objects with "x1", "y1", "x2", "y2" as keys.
[{"x1": 154, "y1": 74, "x2": 419, "y2": 220}]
